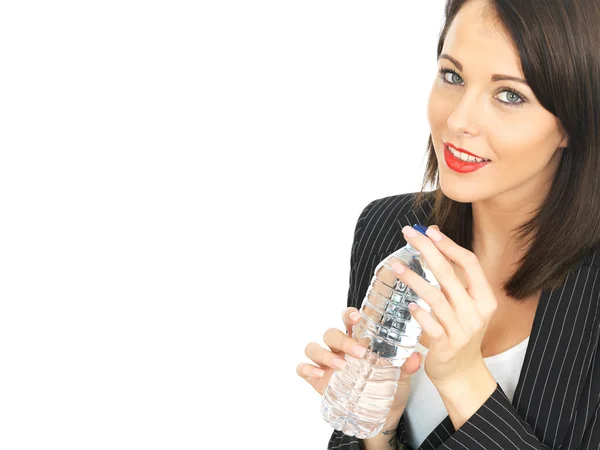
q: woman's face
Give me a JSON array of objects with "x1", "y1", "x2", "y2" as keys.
[{"x1": 427, "y1": 0, "x2": 568, "y2": 204}]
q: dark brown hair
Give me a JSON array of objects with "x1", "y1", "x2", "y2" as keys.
[{"x1": 415, "y1": 0, "x2": 600, "y2": 301}]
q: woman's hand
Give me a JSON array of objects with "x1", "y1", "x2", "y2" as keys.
[
  {"x1": 296, "y1": 306, "x2": 423, "y2": 415},
  {"x1": 391, "y1": 224, "x2": 499, "y2": 387}
]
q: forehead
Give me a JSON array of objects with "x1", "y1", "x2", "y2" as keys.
[{"x1": 443, "y1": 0, "x2": 522, "y2": 74}]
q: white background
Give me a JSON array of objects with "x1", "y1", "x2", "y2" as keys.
[{"x1": 0, "y1": 1, "x2": 446, "y2": 449}]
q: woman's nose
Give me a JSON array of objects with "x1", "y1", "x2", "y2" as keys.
[{"x1": 446, "y1": 91, "x2": 482, "y2": 137}]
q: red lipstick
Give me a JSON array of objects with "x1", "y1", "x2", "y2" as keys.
[
  {"x1": 445, "y1": 142, "x2": 490, "y2": 160},
  {"x1": 443, "y1": 142, "x2": 491, "y2": 174}
]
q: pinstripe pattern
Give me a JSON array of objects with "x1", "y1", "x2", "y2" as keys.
[{"x1": 328, "y1": 193, "x2": 600, "y2": 450}]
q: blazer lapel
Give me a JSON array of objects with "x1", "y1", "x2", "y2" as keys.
[{"x1": 511, "y1": 250, "x2": 600, "y2": 447}]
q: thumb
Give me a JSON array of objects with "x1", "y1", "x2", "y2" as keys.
[
  {"x1": 399, "y1": 352, "x2": 422, "y2": 380},
  {"x1": 429, "y1": 225, "x2": 440, "y2": 231}
]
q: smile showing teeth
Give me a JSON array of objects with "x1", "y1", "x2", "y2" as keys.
[{"x1": 448, "y1": 147, "x2": 489, "y2": 163}]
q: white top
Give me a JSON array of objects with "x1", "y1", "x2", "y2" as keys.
[{"x1": 403, "y1": 336, "x2": 530, "y2": 450}]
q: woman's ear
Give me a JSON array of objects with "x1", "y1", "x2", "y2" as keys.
[{"x1": 559, "y1": 131, "x2": 569, "y2": 149}]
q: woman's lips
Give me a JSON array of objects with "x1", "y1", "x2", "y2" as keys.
[
  {"x1": 445, "y1": 142, "x2": 490, "y2": 160},
  {"x1": 443, "y1": 144, "x2": 491, "y2": 174}
]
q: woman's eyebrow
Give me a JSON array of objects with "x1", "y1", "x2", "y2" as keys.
[{"x1": 438, "y1": 53, "x2": 529, "y2": 86}]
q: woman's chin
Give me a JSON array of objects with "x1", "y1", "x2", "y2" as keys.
[{"x1": 439, "y1": 178, "x2": 484, "y2": 204}]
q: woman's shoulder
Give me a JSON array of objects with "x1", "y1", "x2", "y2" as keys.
[
  {"x1": 357, "y1": 191, "x2": 434, "y2": 230},
  {"x1": 350, "y1": 192, "x2": 435, "y2": 261},
  {"x1": 578, "y1": 244, "x2": 600, "y2": 275}
]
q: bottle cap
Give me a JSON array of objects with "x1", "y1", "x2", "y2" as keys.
[{"x1": 413, "y1": 224, "x2": 429, "y2": 236}]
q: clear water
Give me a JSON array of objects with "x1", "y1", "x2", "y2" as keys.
[{"x1": 321, "y1": 243, "x2": 439, "y2": 439}]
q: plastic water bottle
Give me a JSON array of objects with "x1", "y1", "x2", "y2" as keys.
[{"x1": 320, "y1": 224, "x2": 440, "y2": 439}]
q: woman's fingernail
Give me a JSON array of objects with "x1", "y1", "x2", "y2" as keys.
[
  {"x1": 391, "y1": 261, "x2": 405, "y2": 274},
  {"x1": 425, "y1": 227, "x2": 443, "y2": 242},
  {"x1": 311, "y1": 368, "x2": 325, "y2": 378},
  {"x1": 352, "y1": 345, "x2": 367, "y2": 358},
  {"x1": 408, "y1": 302, "x2": 418, "y2": 311},
  {"x1": 350, "y1": 312, "x2": 361, "y2": 321},
  {"x1": 402, "y1": 226, "x2": 418, "y2": 237},
  {"x1": 332, "y1": 358, "x2": 347, "y2": 370}
]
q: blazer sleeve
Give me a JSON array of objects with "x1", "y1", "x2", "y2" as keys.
[{"x1": 433, "y1": 381, "x2": 600, "y2": 450}]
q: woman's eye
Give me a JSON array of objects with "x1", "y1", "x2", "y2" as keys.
[
  {"x1": 442, "y1": 70, "x2": 463, "y2": 85},
  {"x1": 497, "y1": 90, "x2": 524, "y2": 105}
]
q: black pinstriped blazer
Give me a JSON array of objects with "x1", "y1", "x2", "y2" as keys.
[{"x1": 328, "y1": 193, "x2": 600, "y2": 450}]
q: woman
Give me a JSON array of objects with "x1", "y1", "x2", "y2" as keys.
[{"x1": 296, "y1": 0, "x2": 600, "y2": 449}]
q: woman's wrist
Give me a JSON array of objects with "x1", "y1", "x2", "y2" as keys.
[
  {"x1": 387, "y1": 406, "x2": 405, "y2": 422},
  {"x1": 359, "y1": 413, "x2": 403, "y2": 450}
]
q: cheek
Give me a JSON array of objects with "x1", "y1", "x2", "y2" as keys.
[
  {"x1": 490, "y1": 118, "x2": 553, "y2": 161},
  {"x1": 426, "y1": 88, "x2": 446, "y2": 130},
  {"x1": 491, "y1": 133, "x2": 560, "y2": 179},
  {"x1": 427, "y1": 86, "x2": 458, "y2": 141}
]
